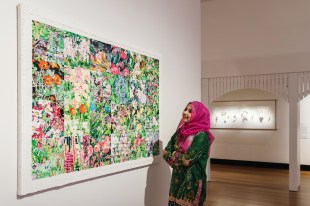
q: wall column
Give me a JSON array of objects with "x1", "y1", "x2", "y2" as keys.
[
  {"x1": 201, "y1": 79, "x2": 211, "y2": 181},
  {"x1": 288, "y1": 73, "x2": 300, "y2": 191}
]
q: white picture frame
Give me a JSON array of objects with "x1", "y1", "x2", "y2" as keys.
[{"x1": 17, "y1": 4, "x2": 161, "y2": 195}]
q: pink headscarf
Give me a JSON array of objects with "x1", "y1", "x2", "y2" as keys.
[{"x1": 177, "y1": 101, "x2": 215, "y2": 153}]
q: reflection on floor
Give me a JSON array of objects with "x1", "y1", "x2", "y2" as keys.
[{"x1": 206, "y1": 164, "x2": 310, "y2": 206}]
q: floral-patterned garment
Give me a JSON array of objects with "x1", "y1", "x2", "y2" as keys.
[{"x1": 163, "y1": 131, "x2": 210, "y2": 206}]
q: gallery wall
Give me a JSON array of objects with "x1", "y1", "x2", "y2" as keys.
[
  {"x1": 0, "y1": 0, "x2": 201, "y2": 205},
  {"x1": 202, "y1": 0, "x2": 310, "y2": 165},
  {"x1": 209, "y1": 89, "x2": 290, "y2": 164}
]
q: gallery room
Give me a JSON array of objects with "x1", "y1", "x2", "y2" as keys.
[{"x1": 1, "y1": 0, "x2": 310, "y2": 205}]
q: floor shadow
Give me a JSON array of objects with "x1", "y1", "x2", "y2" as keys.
[{"x1": 144, "y1": 140, "x2": 171, "y2": 206}]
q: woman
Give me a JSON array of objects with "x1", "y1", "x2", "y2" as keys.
[{"x1": 163, "y1": 101, "x2": 214, "y2": 206}]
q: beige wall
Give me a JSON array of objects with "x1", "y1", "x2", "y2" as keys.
[
  {"x1": 202, "y1": 0, "x2": 310, "y2": 165},
  {"x1": 202, "y1": 0, "x2": 310, "y2": 78}
]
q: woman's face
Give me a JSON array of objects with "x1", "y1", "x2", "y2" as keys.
[{"x1": 182, "y1": 103, "x2": 192, "y2": 123}]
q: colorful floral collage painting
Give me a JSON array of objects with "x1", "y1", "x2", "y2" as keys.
[{"x1": 31, "y1": 20, "x2": 160, "y2": 180}]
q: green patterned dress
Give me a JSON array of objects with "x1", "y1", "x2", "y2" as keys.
[{"x1": 163, "y1": 131, "x2": 210, "y2": 206}]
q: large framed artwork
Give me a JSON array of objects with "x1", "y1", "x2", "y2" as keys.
[
  {"x1": 209, "y1": 100, "x2": 276, "y2": 130},
  {"x1": 18, "y1": 5, "x2": 160, "y2": 195}
]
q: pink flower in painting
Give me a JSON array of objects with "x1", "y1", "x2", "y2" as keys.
[
  {"x1": 101, "y1": 138, "x2": 110, "y2": 152},
  {"x1": 88, "y1": 145, "x2": 93, "y2": 156},
  {"x1": 64, "y1": 152, "x2": 74, "y2": 173},
  {"x1": 92, "y1": 156, "x2": 96, "y2": 162},
  {"x1": 33, "y1": 104, "x2": 43, "y2": 112},
  {"x1": 74, "y1": 67, "x2": 83, "y2": 81},
  {"x1": 110, "y1": 64, "x2": 120, "y2": 75},
  {"x1": 64, "y1": 67, "x2": 71, "y2": 81},
  {"x1": 103, "y1": 85, "x2": 111, "y2": 98},
  {"x1": 120, "y1": 50, "x2": 127, "y2": 60},
  {"x1": 78, "y1": 38, "x2": 90, "y2": 61},
  {"x1": 122, "y1": 68, "x2": 130, "y2": 77},
  {"x1": 83, "y1": 136, "x2": 89, "y2": 160},
  {"x1": 94, "y1": 143, "x2": 101, "y2": 153},
  {"x1": 96, "y1": 96, "x2": 102, "y2": 102},
  {"x1": 96, "y1": 51, "x2": 103, "y2": 62},
  {"x1": 101, "y1": 141, "x2": 106, "y2": 148},
  {"x1": 112, "y1": 46, "x2": 118, "y2": 56},
  {"x1": 91, "y1": 156, "x2": 96, "y2": 166},
  {"x1": 36, "y1": 140, "x2": 42, "y2": 148},
  {"x1": 50, "y1": 116, "x2": 64, "y2": 132},
  {"x1": 90, "y1": 54, "x2": 95, "y2": 62},
  {"x1": 34, "y1": 125, "x2": 45, "y2": 139},
  {"x1": 134, "y1": 138, "x2": 139, "y2": 146},
  {"x1": 119, "y1": 61, "x2": 124, "y2": 68},
  {"x1": 52, "y1": 105, "x2": 61, "y2": 117},
  {"x1": 102, "y1": 146, "x2": 109, "y2": 154},
  {"x1": 32, "y1": 133, "x2": 39, "y2": 139},
  {"x1": 64, "y1": 38, "x2": 76, "y2": 58}
]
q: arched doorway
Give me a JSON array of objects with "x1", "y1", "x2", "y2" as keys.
[{"x1": 202, "y1": 72, "x2": 310, "y2": 191}]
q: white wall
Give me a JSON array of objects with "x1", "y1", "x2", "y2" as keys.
[
  {"x1": 202, "y1": 0, "x2": 310, "y2": 78},
  {"x1": 0, "y1": 0, "x2": 201, "y2": 205},
  {"x1": 300, "y1": 96, "x2": 310, "y2": 165},
  {"x1": 202, "y1": 0, "x2": 310, "y2": 165},
  {"x1": 210, "y1": 89, "x2": 290, "y2": 164}
]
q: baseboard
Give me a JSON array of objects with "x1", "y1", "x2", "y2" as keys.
[{"x1": 210, "y1": 158, "x2": 310, "y2": 171}]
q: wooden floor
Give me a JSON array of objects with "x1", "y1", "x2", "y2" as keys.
[{"x1": 205, "y1": 164, "x2": 310, "y2": 206}]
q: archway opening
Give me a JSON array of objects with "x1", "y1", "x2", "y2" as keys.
[{"x1": 209, "y1": 88, "x2": 289, "y2": 166}]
